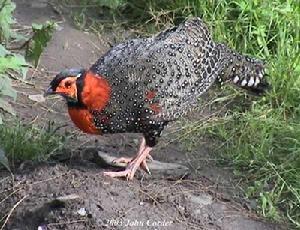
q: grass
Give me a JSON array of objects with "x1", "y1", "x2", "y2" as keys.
[
  {"x1": 0, "y1": 121, "x2": 66, "y2": 170},
  {"x1": 0, "y1": 1, "x2": 61, "y2": 170},
  {"x1": 66, "y1": 0, "x2": 300, "y2": 227}
]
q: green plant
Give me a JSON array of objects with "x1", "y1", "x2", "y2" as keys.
[
  {"x1": 0, "y1": 1, "x2": 60, "y2": 172},
  {"x1": 25, "y1": 21, "x2": 56, "y2": 67},
  {"x1": 0, "y1": 0, "x2": 28, "y2": 124},
  {"x1": 0, "y1": 0, "x2": 15, "y2": 42},
  {"x1": 0, "y1": 122, "x2": 67, "y2": 169},
  {"x1": 0, "y1": 147, "x2": 10, "y2": 172},
  {"x1": 170, "y1": 1, "x2": 299, "y2": 227}
]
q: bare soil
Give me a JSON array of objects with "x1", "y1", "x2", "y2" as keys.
[{"x1": 0, "y1": 1, "x2": 285, "y2": 229}]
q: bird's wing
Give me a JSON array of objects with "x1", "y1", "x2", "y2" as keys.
[{"x1": 90, "y1": 18, "x2": 221, "y2": 121}]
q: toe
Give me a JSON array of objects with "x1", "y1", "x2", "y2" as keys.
[
  {"x1": 112, "y1": 157, "x2": 132, "y2": 165},
  {"x1": 140, "y1": 160, "x2": 151, "y2": 175},
  {"x1": 147, "y1": 155, "x2": 154, "y2": 162}
]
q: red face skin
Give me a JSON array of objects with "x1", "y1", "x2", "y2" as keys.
[
  {"x1": 54, "y1": 76, "x2": 78, "y2": 100},
  {"x1": 51, "y1": 71, "x2": 111, "y2": 135}
]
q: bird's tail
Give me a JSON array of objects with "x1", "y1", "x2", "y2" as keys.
[{"x1": 216, "y1": 43, "x2": 270, "y2": 95}]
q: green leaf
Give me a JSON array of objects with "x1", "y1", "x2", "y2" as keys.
[
  {"x1": 11, "y1": 32, "x2": 27, "y2": 43},
  {"x1": 0, "y1": 147, "x2": 11, "y2": 172},
  {"x1": 32, "y1": 23, "x2": 43, "y2": 30},
  {"x1": 0, "y1": 53, "x2": 28, "y2": 78},
  {"x1": 0, "y1": 74, "x2": 17, "y2": 99},
  {"x1": 0, "y1": 0, "x2": 16, "y2": 41},
  {"x1": 0, "y1": 97, "x2": 15, "y2": 115},
  {"x1": 0, "y1": 44, "x2": 9, "y2": 56},
  {"x1": 26, "y1": 21, "x2": 56, "y2": 67}
]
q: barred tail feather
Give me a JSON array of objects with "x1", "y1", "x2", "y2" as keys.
[
  {"x1": 233, "y1": 71, "x2": 271, "y2": 95},
  {"x1": 217, "y1": 43, "x2": 271, "y2": 95}
]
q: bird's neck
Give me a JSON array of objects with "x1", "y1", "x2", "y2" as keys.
[{"x1": 78, "y1": 71, "x2": 111, "y2": 111}]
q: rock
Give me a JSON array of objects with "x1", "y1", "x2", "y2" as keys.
[
  {"x1": 187, "y1": 193, "x2": 214, "y2": 219},
  {"x1": 188, "y1": 193, "x2": 213, "y2": 208},
  {"x1": 97, "y1": 151, "x2": 191, "y2": 178},
  {"x1": 28, "y1": 94, "x2": 46, "y2": 103}
]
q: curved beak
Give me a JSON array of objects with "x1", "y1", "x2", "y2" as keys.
[{"x1": 44, "y1": 87, "x2": 55, "y2": 97}]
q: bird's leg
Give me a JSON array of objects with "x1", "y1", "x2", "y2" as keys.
[
  {"x1": 112, "y1": 137, "x2": 152, "y2": 172},
  {"x1": 103, "y1": 147, "x2": 152, "y2": 180},
  {"x1": 112, "y1": 137, "x2": 146, "y2": 164},
  {"x1": 112, "y1": 154, "x2": 153, "y2": 165},
  {"x1": 104, "y1": 137, "x2": 153, "y2": 180}
]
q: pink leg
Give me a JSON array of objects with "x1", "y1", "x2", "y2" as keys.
[
  {"x1": 104, "y1": 137, "x2": 153, "y2": 180},
  {"x1": 112, "y1": 138, "x2": 153, "y2": 168}
]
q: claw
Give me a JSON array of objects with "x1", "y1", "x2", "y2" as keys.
[
  {"x1": 104, "y1": 169, "x2": 136, "y2": 180},
  {"x1": 104, "y1": 138, "x2": 153, "y2": 180},
  {"x1": 140, "y1": 160, "x2": 151, "y2": 175},
  {"x1": 112, "y1": 157, "x2": 132, "y2": 165},
  {"x1": 147, "y1": 155, "x2": 154, "y2": 162}
]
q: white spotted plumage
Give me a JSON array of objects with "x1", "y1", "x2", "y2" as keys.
[{"x1": 87, "y1": 17, "x2": 268, "y2": 140}]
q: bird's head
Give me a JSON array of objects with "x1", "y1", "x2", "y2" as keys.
[
  {"x1": 45, "y1": 68, "x2": 86, "y2": 105},
  {"x1": 45, "y1": 68, "x2": 111, "y2": 110}
]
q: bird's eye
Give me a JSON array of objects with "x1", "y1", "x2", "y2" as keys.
[{"x1": 65, "y1": 81, "x2": 72, "y2": 88}]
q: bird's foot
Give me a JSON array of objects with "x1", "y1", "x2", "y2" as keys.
[
  {"x1": 112, "y1": 157, "x2": 132, "y2": 165},
  {"x1": 104, "y1": 145, "x2": 152, "y2": 180},
  {"x1": 112, "y1": 155, "x2": 153, "y2": 165},
  {"x1": 103, "y1": 169, "x2": 133, "y2": 180},
  {"x1": 104, "y1": 158, "x2": 150, "y2": 180}
]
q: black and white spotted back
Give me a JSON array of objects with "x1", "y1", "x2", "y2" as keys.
[
  {"x1": 89, "y1": 17, "x2": 269, "y2": 136},
  {"x1": 91, "y1": 18, "x2": 219, "y2": 122}
]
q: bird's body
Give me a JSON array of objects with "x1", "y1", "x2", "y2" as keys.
[
  {"x1": 89, "y1": 18, "x2": 218, "y2": 140},
  {"x1": 46, "y1": 18, "x2": 269, "y2": 180}
]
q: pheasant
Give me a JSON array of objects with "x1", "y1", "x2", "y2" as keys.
[{"x1": 45, "y1": 18, "x2": 269, "y2": 180}]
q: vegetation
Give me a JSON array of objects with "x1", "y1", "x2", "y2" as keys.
[
  {"x1": 69, "y1": 0, "x2": 300, "y2": 227},
  {"x1": 25, "y1": 21, "x2": 56, "y2": 67},
  {"x1": 0, "y1": 122, "x2": 66, "y2": 168},
  {"x1": 0, "y1": 0, "x2": 61, "y2": 170},
  {"x1": 0, "y1": 0, "x2": 27, "y2": 123}
]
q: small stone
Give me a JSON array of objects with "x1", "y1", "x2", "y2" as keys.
[
  {"x1": 56, "y1": 25, "x2": 64, "y2": 32},
  {"x1": 133, "y1": 139, "x2": 139, "y2": 145},
  {"x1": 28, "y1": 94, "x2": 45, "y2": 103},
  {"x1": 56, "y1": 194, "x2": 80, "y2": 201},
  {"x1": 189, "y1": 193, "x2": 213, "y2": 208},
  {"x1": 77, "y1": 208, "x2": 87, "y2": 216},
  {"x1": 38, "y1": 225, "x2": 47, "y2": 230},
  {"x1": 178, "y1": 205, "x2": 185, "y2": 212}
]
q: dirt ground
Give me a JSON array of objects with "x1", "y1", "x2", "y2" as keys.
[{"x1": 0, "y1": 1, "x2": 285, "y2": 229}]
